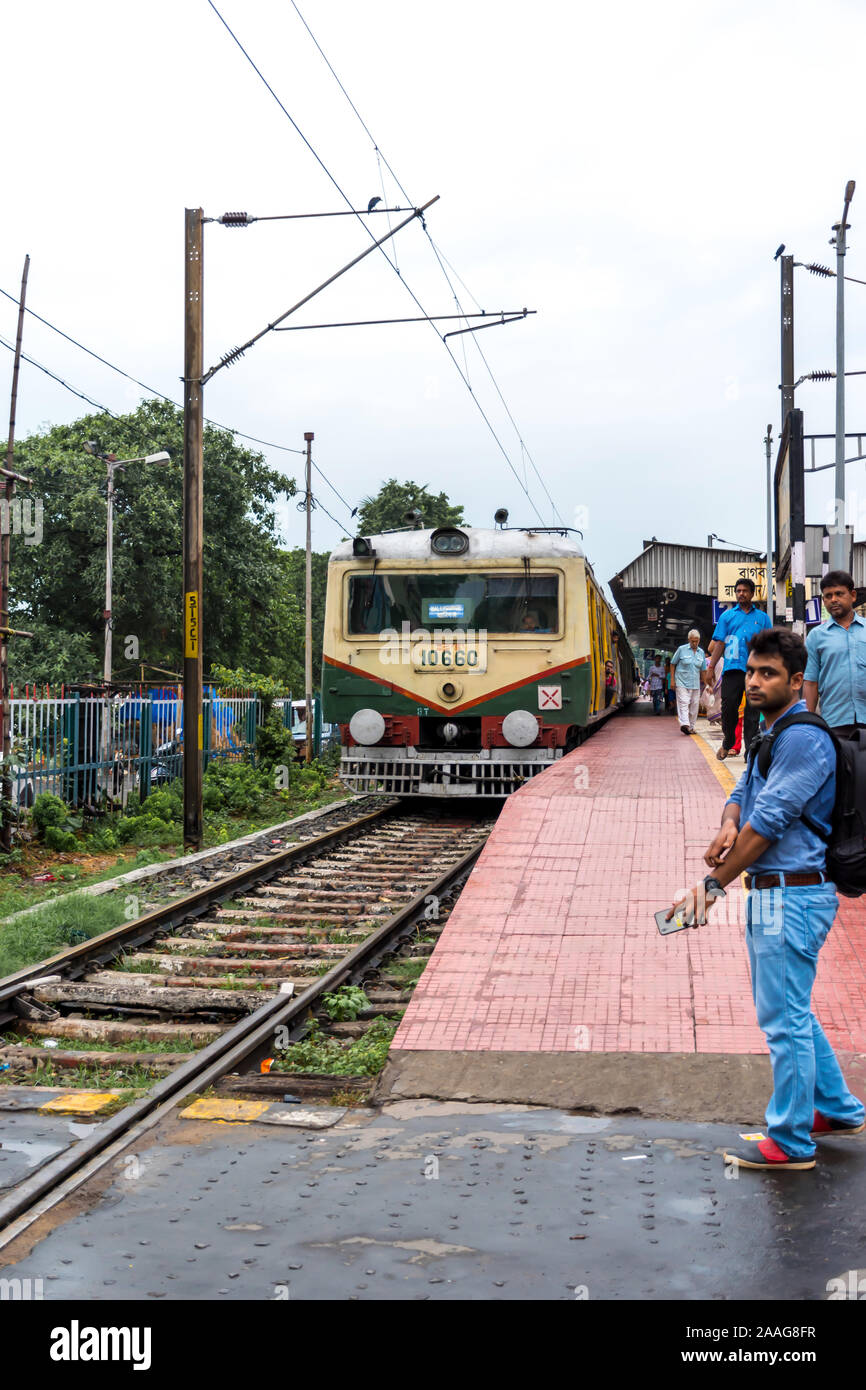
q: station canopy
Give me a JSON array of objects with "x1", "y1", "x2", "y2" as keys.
[{"x1": 609, "y1": 540, "x2": 764, "y2": 654}]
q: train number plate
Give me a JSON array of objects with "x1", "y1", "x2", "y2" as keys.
[{"x1": 412, "y1": 646, "x2": 487, "y2": 673}]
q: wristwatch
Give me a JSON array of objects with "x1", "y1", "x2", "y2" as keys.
[{"x1": 704, "y1": 875, "x2": 727, "y2": 899}]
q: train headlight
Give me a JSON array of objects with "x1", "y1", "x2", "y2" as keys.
[
  {"x1": 438, "y1": 721, "x2": 460, "y2": 744},
  {"x1": 349, "y1": 709, "x2": 386, "y2": 745},
  {"x1": 502, "y1": 709, "x2": 539, "y2": 747}
]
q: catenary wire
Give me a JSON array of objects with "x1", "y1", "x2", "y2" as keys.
[
  {"x1": 287, "y1": 0, "x2": 564, "y2": 526},
  {"x1": 207, "y1": 0, "x2": 549, "y2": 526},
  {"x1": 0, "y1": 285, "x2": 362, "y2": 517}
]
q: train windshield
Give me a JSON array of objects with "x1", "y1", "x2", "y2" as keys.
[{"x1": 348, "y1": 573, "x2": 559, "y2": 634}]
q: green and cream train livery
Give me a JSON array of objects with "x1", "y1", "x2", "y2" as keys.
[{"x1": 321, "y1": 522, "x2": 636, "y2": 796}]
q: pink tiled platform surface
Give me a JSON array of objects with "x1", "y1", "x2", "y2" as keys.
[{"x1": 393, "y1": 706, "x2": 866, "y2": 1055}]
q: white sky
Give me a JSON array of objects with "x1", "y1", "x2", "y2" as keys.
[{"x1": 4, "y1": 0, "x2": 866, "y2": 606}]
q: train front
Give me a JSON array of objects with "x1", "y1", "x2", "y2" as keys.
[{"x1": 321, "y1": 524, "x2": 590, "y2": 796}]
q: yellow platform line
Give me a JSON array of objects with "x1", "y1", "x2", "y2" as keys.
[
  {"x1": 693, "y1": 728, "x2": 737, "y2": 795},
  {"x1": 692, "y1": 726, "x2": 749, "y2": 903}
]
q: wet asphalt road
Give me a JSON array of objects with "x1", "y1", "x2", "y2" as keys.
[{"x1": 3, "y1": 1100, "x2": 866, "y2": 1301}]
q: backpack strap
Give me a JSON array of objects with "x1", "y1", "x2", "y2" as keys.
[{"x1": 747, "y1": 710, "x2": 837, "y2": 841}]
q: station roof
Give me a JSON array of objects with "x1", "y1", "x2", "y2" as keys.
[{"x1": 609, "y1": 539, "x2": 762, "y2": 652}]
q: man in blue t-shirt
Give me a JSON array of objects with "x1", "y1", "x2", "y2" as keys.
[{"x1": 706, "y1": 577, "x2": 772, "y2": 760}]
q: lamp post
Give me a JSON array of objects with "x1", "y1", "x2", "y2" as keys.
[
  {"x1": 84, "y1": 443, "x2": 171, "y2": 687},
  {"x1": 84, "y1": 443, "x2": 170, "y2": 794},
  {"x1": 830, "y1": 180, "x2": 855, "y2": 569}
]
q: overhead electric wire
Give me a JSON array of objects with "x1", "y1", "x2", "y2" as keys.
[
  {"x1": 286, "y1": 0, "x2": 564, "y2": 526},
  {"x1": 0, "y1": 334, "x2": 117, "y2": 417},
  {"x1": 207, "y1": 0, "x2": 549, "y2": 527},
  {"x1": 0, "y1": 284, "x2": 305, "y2": 457}
]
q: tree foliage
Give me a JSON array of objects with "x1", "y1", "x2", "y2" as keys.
[
  {"x1": 280, "y1": 548, "x2": 330, "y2": 686},
  {"x1": 8, "y1": 400, "x2": 301, "y2": 686},
  {"x1": 355, "y1": 478, "x2": 464, "y2": 534}
]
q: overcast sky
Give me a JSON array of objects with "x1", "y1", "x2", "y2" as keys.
[{"x1": 5, "y1": 0, "x2": 866, "y2": 606}]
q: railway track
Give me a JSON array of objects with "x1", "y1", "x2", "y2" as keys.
[{"x1": 0, "y1": 800, "x2": 494, "y2": 1243}]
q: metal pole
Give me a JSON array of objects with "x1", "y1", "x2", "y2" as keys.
[
  {"x1": 183, "y1": 209, "x2": 204, "y2": 850},
  {"x1": 764, "y1": 424, "x2": 774, "y2": 624},
  {"x1": 1, "y1": 255, "x2": 30, "y2": 853},
  {"x1": 304, "y1": 431, "x2": 314, "y2": 766},
  {"x1": 103, "y1": 461, "x2": 115, "y2": 686},
  {"x1": 830, "y1": 181, "x2": 855, "y2": 569},
  {"x1": 780, "y1": 254, "x2": 795, "y2": 429}
]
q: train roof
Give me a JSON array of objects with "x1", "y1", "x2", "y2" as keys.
[{"x1": 329, "y1": 527, "x2": 585, "y2": 563}]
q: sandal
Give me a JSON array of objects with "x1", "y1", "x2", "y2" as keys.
[{"x1": 716, "y1": 747, "x2": 730, "y2": 760}]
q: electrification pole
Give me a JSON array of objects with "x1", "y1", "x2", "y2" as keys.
[
  {"x1": 830, "y1": 181, "x2": 855, "y2": 569},
  {"x1": 780, "y1": 254, "x2": 795, "y2": 429},
  {"x1": 183, "y1": 209, "x2": 204, "y2": 849},
  {"x1": 764, "y1": 423, "x2": 774, "y2": 625},
  {"x1": 1, "y1": 254, "x2": 29, "y2": 854},
  {"x1": 304, "y1": 431, "x2": 314, "y2": 765}
]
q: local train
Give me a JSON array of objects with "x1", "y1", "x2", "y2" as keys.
[{"x1": 321, "y1": 520, "x2": 638, "y2": 797}]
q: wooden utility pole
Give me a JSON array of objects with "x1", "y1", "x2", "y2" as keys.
[
  {"x1": 304, "y1": 431, "x2": 314, "y2": 764},
  {"x1": 183, "y1": 210, "x2": 204, "y2": 849},
  {"x1": 1, "y1": 255, "x2": 30, "y2": 853}
]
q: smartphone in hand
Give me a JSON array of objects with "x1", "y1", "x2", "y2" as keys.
[{"x1": 655, "y1": 904, "x2": 696, "y2": 935}]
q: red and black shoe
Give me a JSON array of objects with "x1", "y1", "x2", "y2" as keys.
[
  {"x1": 723, "y1": 1137, "x2": 815, "y2": 1171},
  {"x1": 811, "y1": 1110, "x2": 866, "y2": 1138}
]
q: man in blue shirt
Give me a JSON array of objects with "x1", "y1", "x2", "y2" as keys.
[
  {"x1": 667, "y1": 626, "x2": 864, "y2": 1171},
  {"x1": 706, "y1": 577, "x2": 772, "y2": 759},
  {"x1": 804, "y1": 570, "x2": 866, "y2": 736}
]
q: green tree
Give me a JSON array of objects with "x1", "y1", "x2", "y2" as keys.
[
  {"x1": 281, "y1": 549, "x2": 329, "y2": 686},
  {"x1": 356, "y1": 479, "x2": 465, "y2": 534},
  {"x1": 8, "y1": 400, "x2": 300, "y2": 686}
]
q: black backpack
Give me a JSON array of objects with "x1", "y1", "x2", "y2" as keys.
[{"x1": 747, "y1": 711, "x2": 866, "y2": 897}]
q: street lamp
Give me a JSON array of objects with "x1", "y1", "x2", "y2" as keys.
[{"x1": 83, "y1": 443, "x2": 171, "y2": 686}]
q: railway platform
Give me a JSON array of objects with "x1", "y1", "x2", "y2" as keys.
[{"x1": 381, "y1": 702, "x2": 866, "y2": 1117}]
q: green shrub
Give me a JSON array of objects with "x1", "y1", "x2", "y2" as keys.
[
  {"x1": 44, "y1": 825, "x2": 79, "y2": 853},
  {"x1": 203, "y1": 760, "x2": 267, "y2": 816},
  {"x1": 144, "y1": 787, "x2": 182, "y2": 824},
  {"x1": 255, "y1": 713, "x2": 296, "y2": 773},
  {"x1": 116, "y1": 813, "x2": 178, "y2": 847},
  {"x1": 322, "y1": 985, "x2": 370, "y2": 1021},
  {"x1": 31, "y1": 792, "x2": 72, "y2": 836},
  {"x1": 85, "y1": 826, "x2": 119, "y2": 853}
]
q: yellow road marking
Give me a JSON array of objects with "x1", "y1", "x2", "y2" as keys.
[
  {"x1": 39, "y1": 1092, "x2": 120, "y2": 1115},
  {"x1": 180, "y1": 1097, "x2": 270, "y2": 1124}
]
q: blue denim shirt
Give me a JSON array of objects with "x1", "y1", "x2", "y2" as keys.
[
  {"x1": 803, "y1": 613, "x2": 866, "y2": 729},
  {"x1": 726, "y1": 699, "x2": 835, "y2": 873}
]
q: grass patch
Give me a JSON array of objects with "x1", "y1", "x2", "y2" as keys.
[
  {"x1": 383, "y1": 957, "x2": 427, "y2": 988},
  {"x1": 3, "y1": 1059, "x2": 158, "y2": 1091},
  {"x1": 0, "y1": 1032, "x2": 200, "y2": 1054},
  {"x1": 0, "y1": 893, "x2": 131, "y2": 978},
  {"x1": 274, "y1": 1017, "x2": 397, "y2": 1077}
]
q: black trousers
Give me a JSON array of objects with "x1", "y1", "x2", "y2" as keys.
[{"x1": 721, "y1": 669, "x2": 760, "y2": 752}]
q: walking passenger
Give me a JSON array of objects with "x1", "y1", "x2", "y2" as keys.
[
  {"x1": 705, "y1": 578, "x2": 771, "y2": 760},
  {"x1": 804, "y1": 571, "x2": 866, "y2": 737},
  {"x1": 668, "y1": 627, "x2": 865, "y2": 1170},
  {"x1": 648, "y1": 656, "x2": 666, "y2": 714},
  {"x1": 670, "y1": 629, "x2": 705, "y2": 734}
]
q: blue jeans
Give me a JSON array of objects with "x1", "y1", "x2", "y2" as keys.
[{"x1": 746, "y1": 883, "x2": 865, "y2": 1158}]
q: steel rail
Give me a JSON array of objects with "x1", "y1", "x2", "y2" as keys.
[
  {"x1": 0, "y1": 836, "x2": 486, "y2": 1245},
  {"x1": 0, "y1": 802, "x2": 397, "y2": 1018}
]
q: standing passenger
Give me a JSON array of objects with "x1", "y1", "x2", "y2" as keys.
[
  {"x1": 668, "y1": 627, "x2": 865, "y2": 1170},
  {"x1": 804, "y1": 571, "x2": 866, "y2": 737},
  {"x1": 705, "y1": 578, "x2": 771, "y2": 759},
  {"x1": 670, "y1": 629, "x2": 705, "y2": 734}
]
